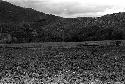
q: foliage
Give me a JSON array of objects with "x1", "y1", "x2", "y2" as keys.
[
  {"x1": 0, "y1": 45, "x2": 125, "y2": 83},
  {"x1": 1, "y1": 1, "x2": 125, "y2": 43}
]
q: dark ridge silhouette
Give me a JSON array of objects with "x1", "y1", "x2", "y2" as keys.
[
  {"x1": 1, "y1": 1, "x2": 125, "y2": 43},
  {"x1": 0, "y1": 1, "x2": 60, "y2": 24}
]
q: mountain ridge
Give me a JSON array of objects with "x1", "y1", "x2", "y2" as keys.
[
  {"x1": 1, "y1": 1, "x2": 125, "y2": 43},
  {"x1": 0, "y1": 1, "x2": 61, "y2": 24}
]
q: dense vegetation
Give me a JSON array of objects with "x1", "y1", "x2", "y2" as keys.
[
  {"x1": 0, "y1": 44, "x2": 125, "y2": 83},
  {"x1": 1, "y1": 1, "x2": 125, "y2": 43}
]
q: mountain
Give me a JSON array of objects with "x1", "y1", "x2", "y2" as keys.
[
  {"x1": 42, "y1": 12, "x2": 125, "y2": 41},
  {"x1": 0, "y1": 1, "x2": 60, "y2": 24},
  {"x1": 1, "y1": 1, "x2": 125, "y2": 43}
]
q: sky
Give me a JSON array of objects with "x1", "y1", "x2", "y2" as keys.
[{"x1": 3, "y1": 0, "x2": 125, "y2": 18}]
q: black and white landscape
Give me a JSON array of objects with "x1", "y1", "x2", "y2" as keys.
[
  {"x1": 0, "y1": 0, "x2": 125, "y2": 84},
  {"x1": 0, "y1": 0, "x2": 125, "y2": 43}
]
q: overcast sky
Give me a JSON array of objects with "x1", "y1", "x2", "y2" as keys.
[{"x1": 3, "y1": 0, "x2": 125, "y2": 18}]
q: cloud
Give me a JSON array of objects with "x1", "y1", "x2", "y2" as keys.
[
  {"x1": 3, "y1": 0, "x2": 125, "y2": 18},
  {"x1": 36, "y1": 1, "x2": 113, "y2": 17}
]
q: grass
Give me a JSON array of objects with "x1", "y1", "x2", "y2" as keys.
[
  {"x1": 0, "y1": 70, "x2": 124, "y2": 84},
  {"x1": 0, "y1": 42, "x2": 125, "y2": 83}
]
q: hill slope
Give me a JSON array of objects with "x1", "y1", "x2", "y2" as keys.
[
  {"x1": 1, "y1": 1, "x2": 125, "y2": 43},
  {"x1": 0, "y1": 1, "x2": 59, "y2": 24}
]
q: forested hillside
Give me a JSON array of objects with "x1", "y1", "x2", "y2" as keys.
[{"x1": 0, "y1": 1, "x2": 125, "y2": 43}]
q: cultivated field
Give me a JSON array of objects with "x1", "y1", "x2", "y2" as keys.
[{"x1": 0, "y1": 41, "x2": 125, "y2": 84}]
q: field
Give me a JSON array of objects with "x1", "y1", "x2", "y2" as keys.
[{"x1": 0, "y1": 42, "x2": 125, "y2": 84}]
